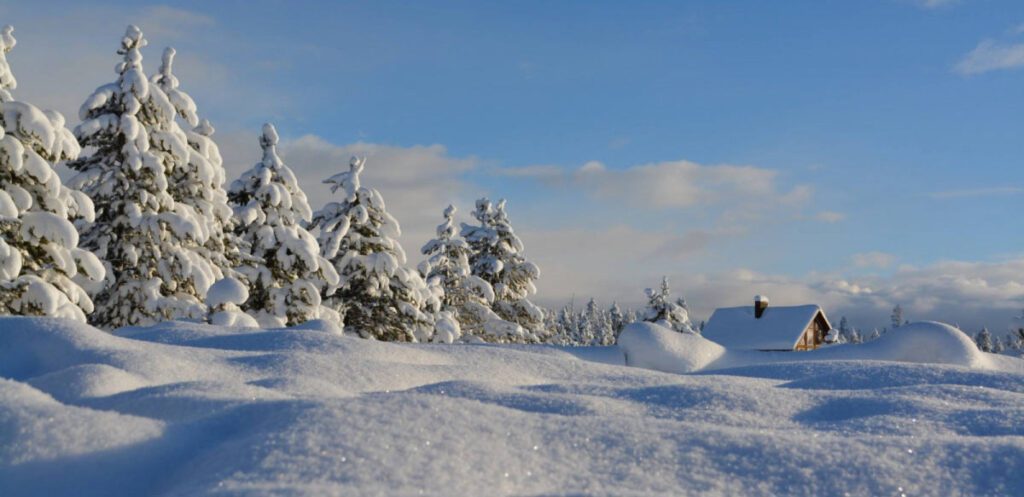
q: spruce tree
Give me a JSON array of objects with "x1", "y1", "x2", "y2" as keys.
[
  {"x1": 67, "y1": 26, "x2": 215, "y2": 329},
  {"x1": 0, "y1": 25, "x2": 105, "y2": 321},
  {"x1": 974, "y1": 327, "x2": 993, "y2": 353},
  {"x1": 461, "y1": 198, "x2": 545, "y2": 341},
  {"x1": 151, "y1": 46, "x2": 242, "y2": 282},
  {"x1": 309, "y1": 156, "x2": 437, "y2": 341},
  {"x1": 641, "y1": 276, "x2": 696, "y2": 333},
  {"x1": 228, "y1": 123, "x2": 339, "y2": 327},
  {"x1": 419, "y1": 204, "x2": 507, "y2": 340},
  {"x1": 891, "y1": 304, "x2": 904, "y2": 329}
]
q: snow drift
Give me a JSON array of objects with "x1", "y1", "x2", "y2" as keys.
[{"x1": 1, "y1": 317, "x2": 1022, "y2": 497}]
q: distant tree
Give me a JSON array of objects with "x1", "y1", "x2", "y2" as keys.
[
  {"x1": 891, "y1": 304, "x2": 903, "y2": 329},
  {"x1": 609, "y1": 302, "x2": 625, "y2": 335},
  {"x1": 641, "y1": 276, "x2": 696, "y2": 334},
  {"x1": 974, "y1": 327, "x2": 993, "y2": 353}
]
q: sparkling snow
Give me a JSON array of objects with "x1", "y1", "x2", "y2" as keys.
[{"x1": 0, "y1": 317, "x2": 1022, "y2": 496}]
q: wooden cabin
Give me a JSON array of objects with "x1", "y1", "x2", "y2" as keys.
[{"x1": 701, "y1": 295, "x2": 833, "y2": 351}]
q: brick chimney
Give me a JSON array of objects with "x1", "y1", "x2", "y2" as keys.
[{"x1": 754, "y1": 295, "x2": 769, "y2": 319}]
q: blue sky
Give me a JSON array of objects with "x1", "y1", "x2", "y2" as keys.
[{"x1": 2, "y1": 0, "x2": 1022, "y2": 330}]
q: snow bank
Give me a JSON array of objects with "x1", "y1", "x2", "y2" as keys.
[
  {"x1": 812, "y1": 321, "x2": 997, "y2": 368},
  {"x1": 617, "y1": 321, "x2": 725, "y2": 373},
  {"x1": 0, "y1": 316, "x2": 1022, "y2": 497}
]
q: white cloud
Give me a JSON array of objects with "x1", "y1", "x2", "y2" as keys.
[
  {"x1": 955, "y1": 39, "x2": 1024, "y2": 75},
  {"x1": 520, "y1": 159, "x2": 813, "y2": 212},
  {"x1": 852, "y1": 251, "x2": 896, "y2": 269}
]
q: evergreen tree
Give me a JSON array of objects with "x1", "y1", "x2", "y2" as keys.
[
  {"x1": 461, "y1": 198, "x2": 545, "y2": 341},
  {"x1": 0, "y1": 25, "x2": 105, "y2": 321},
  {"x1": 419, "y1": 204, "x2": 510, "y2": 341},
  {"x1": 891, "y1": 304, "x2": 903, "y2": 329},
  {"x1": 609, "y1": 302, "x2": 625, "y2": 335},
  {"x1": 67, "y1": 26, "x2": 215, "y2": 329},
  {"x1": 228, "y1": 123, "x2": 339, "y2": 327},
  {"x1": 151, "y1": 46, "x2": 243, "y2": 282},
  {"x1": 641, "y1": 276, "x2": 696, "y2": 333},
  {"x1": 309, "y1": 156, "x2": 437, "y2": 341},
  {"x1": 974, "y1": 327, "x2": 993, "y2": 353}
]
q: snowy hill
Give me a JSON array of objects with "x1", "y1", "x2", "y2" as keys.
[{"x1": 1, "y1": 317, "x2": 1022, "y2": 496}]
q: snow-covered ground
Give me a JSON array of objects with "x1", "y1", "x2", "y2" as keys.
[{"x1": 1, "y1": 317, "x2": 1022, "y2": 496}]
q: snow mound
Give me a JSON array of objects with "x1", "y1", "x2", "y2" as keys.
[
  {"x1": 813, "y1": 321, "x2": 995, "y2": 369},
  {"x1": 205, "y1": 277, "x2": 248, "y2": 308},
  {"x1": 617, "y1": 322, "x2": 726, "y2": 373}
]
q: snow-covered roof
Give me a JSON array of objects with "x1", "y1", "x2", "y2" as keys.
[{"x1": 702, "y1": 304, "x2": 829, "y2": 350}]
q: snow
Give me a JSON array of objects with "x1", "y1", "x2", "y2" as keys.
[
  {"x1": 702, "y1": 304, "x2": 828, "y2": 350},
  {"x1": 0, "y1": 317, "x2": 1021, "y2": 496},
  {"x1": 618, "y1": 321, "x2": 727, "y2": 373},
  {"x1": 206, "y1": 277, "x2": 248, "y2": 308}
]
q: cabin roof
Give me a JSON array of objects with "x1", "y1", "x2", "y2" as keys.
[{"x1": 701, "y1": 304, "x2": 829, "y2": 350}]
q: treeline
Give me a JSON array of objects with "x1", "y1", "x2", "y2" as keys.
[
  {"x1": 0, "y1": 24, "x2": 703, "y2": 345},
  {"x1": 0, "y1": 25, "x2": 550, "y2": 343}
]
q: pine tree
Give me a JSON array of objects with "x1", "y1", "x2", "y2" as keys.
[
  {"x1": 0, "y1": 25, "x2": 105, "y2": 321},
  {"x1": 891, "y1": 304, "x2": 903, "y2": 329},
  {"x1": 151, "y1": 46, "x2": 243, "y2": 283},
  {"x1": 974, "y1": 327, "x2": 993, "y2": 353},
  {"x1": 228, "y1": 123, "x2": 339, "y2": 327},
  {"x1": 309, "y1": 156, "x2": 437, "y2": 341},
  {"x1": 418, "y1": 204, "x2": 510, "y2": 341},
  {"x1": 609, "y1": 302, "x2": 625, "y2": 335},
  {"x1": 641, "y1": 276, "x2": 696, "y2": 333},
  {"x1": 461, "y1": 198, "x2": 545, "y2": 341},
  {"x1": 67, "y1": 26, "x2": 215, "y2": 329}
]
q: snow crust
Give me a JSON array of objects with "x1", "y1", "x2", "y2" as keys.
[{"x1": 0, "y1": 317, "x2": 1021, "y2": 497}]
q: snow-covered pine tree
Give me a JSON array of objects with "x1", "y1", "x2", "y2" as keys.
[
  {"x1": 461, "y1": 198, "x2": 545, "y2": 341},
  {"x1": 609, "y1": 302, "x2": 625, "y2": 335},
  {"x1": 418, "y1": 204, "x2": 512, "y2": 341},
  {"x1": 309, "y1": 156, "x2": 437, "y2": 341},
  {"x1": 891, "y1": 304, "x2": 903, "y2": 329},
  {"x1": 641, "y1": 276, "x2": 696, "y2": 333},
  {"x1": 974, "y1": 327, "x2": 993, "y2": 353},
  {"x1": 67, "y1": 25, "x2": 217, "y2": 329},
  {"x1": 151, "y1": 46, "x2": 243, "y2": 283},
  {"x1": 228, "y1": 123, "x2": 339, "y2": 327},
  {"x1": 0, "y1": 25, "x2": 105, "y2": 321}
]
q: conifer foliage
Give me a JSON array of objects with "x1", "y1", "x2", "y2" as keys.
[
  {"x1": 67, "y1": 26, "x2": 215, "y2": 329},
  {"x1": 310, "y1": 157, "x2": 439, "y2": 341},
  {"x1": 0, "y1": 25, "x2": 105, "y2": 321},
  {"x1": 228, "y1": 123, "x2": 339, "y2": 327},
  {"x1": 151, "y1": 46, "x2": 241, "y2": 281},
  {"x1": 461, "y1": 198, "x2": 545, "y2": 341},
  {"x1": 642, "y1": 276, "x2": 697, "y2": 334},
  {"x1": 419, "y1": 204, "x2": 507, "y2": 340}
]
